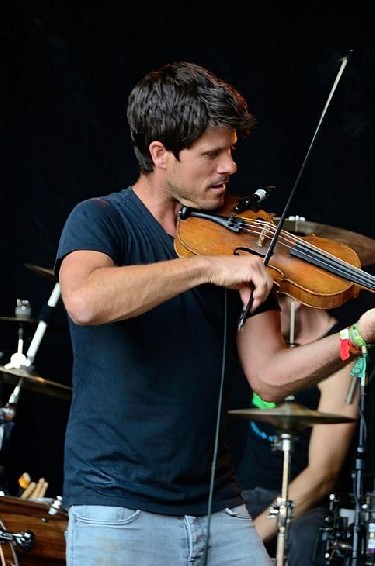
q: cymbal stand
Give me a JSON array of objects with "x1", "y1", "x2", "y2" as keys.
[
  {"x1": 1, "y1": 284, "x2": 61, "y2": 414},
  {"x1": 270, "y1": 301, "x2": 296, "y2": 566},
  {"x1": 25, "y1": 283, "x2": 60, "y2": 366},
  {"x1": 0, "y1": 300, "x2": 33, "y2": 455},
  {"x1": 269, "y1": 431, "x2": 295, "y2": 566},
  {"x1": 4, "y1": 300, "x2": 33, "y2": 371},
  {"x1": 3, "y1": 284, "x2": 61, "y2": 370}
]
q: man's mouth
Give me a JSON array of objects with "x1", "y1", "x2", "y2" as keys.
[{"x1": 209, "y1": 181, "x2": 227, "y2": 191}]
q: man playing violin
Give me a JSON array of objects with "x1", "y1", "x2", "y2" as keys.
[{"x1": 55, "y1": 61, "x2": 375, "y2": 565}]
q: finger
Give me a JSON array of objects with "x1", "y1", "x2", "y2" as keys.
[
  {"x1": 33, "y1": 478, "x2": 48, "y2": 499},
  {"x1": 246, "y1": 271, "x2": 273, "y2": 310},
  {"x1": 20, "y1": 478, "x2": 49, "y2": 499},
  {"x1": 20, "y1": 481, "x2": 36, "y2": 499}
]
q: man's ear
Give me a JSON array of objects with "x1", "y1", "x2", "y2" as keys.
[{"x1": 149, "y1": 141, "x2": 167, "y2": 169}]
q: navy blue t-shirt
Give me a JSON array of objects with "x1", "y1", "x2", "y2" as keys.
[{"x1": 55, "y1": 187, "x2": 279, "y2": 514}]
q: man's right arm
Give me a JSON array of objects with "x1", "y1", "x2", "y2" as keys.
[{"x1": 59, "y1": 249, "x2": 273, "y2": 325}]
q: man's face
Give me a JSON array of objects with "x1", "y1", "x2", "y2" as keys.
[{"x1": 164, "y1": 126, "x2": 238, "y2": 210}]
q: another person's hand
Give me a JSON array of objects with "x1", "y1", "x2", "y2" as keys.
[
  {"x1": 358, "y1": 308, "x2": 375, "y2": 344},
  {"x1": 18, "y1": 472, "x2": 48, "y2": 500}
]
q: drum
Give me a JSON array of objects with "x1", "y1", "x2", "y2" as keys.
[
  {"x1": 312, "y1": 492, "x2": 354, "y2": 564},
  {"x1": 364, "y1": 493, "x2": 375, "y2": 564},
  {"x1": 0, "y1": 495, "x2": 67, "y2": 565},
  {"x1": 313, "y1": 492, "x2": 375, "y2": 565}
]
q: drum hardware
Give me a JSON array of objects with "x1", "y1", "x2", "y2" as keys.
[
  {"x1": 0, "y1": 317, "x2": 36, "y2": 324},
  {"x1": 229, "y1": 403, "x2": 356, "y2": 431},
  {"x1": 0, "y1": 496, "x2": 67, "y2": 565},
  {"x1": 48, "y1": 496, "x2": 63, "y2": 516},
  {"x1": 3, "y1": 285, "x2": 61, "y2": 372},
  {"x1": 0, "y1": 366, "x2": 72, "y2": 401},
  {"x1": 0, "y1": 285, "x2": 71, "y2": 401},
  {"x1": 268, "y1": 431, "x2": 295, "y2": 566},
  {"x1": 311, "y1": 491, "x2": 375, "y2": 565},
  {"x1": 363, "y1": 493, "x2": 375, "y2": 562},
  {"x1": 0, "y1": 289, "x2": 67, "y2": 564},
  {"x1": 312, "y1": 493, "x2": 357, "y2": 565},
  {"x1": 311, "y1": 372, "x2": 373, "y2": 565},
  {"x1": 0, "y1": 527, "x2": 34, "y2": 551},
  {"x1": 346, "y1": 367, "x2": 369, "y2": 564},
  {"x1": 229, "y1": 402, "x2": 357, "y2": 565},
  {"x1": 1, "y1": 300, "x2": 34, "y2": 372}
]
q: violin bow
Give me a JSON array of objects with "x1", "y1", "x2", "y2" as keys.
[{"x1": 238, "y1": 50, "x2": 353, "y2": 330}]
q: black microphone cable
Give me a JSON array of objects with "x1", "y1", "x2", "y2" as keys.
[{"x1": 202, "y1": 290, "x2": 228, "y2": 566}]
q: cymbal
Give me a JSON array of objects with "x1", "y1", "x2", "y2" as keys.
[
  {"x1": 24, "y1": 263, "x2": 55, "y2": 280},
  {"x1": 275, "y1": 216, "x2": 375, "y2": 266},
  {"x1": 0, "y1": 316, "x2": 36, "y2": 324},
  {"x1": 229, "y1": 402, "x2": 356, "y2": 432},
  {"x1": 0, "y1": 365, "x2": 72, "y2": 401}
]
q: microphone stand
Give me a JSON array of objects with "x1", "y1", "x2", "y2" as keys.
[{"x1": 348, "y1": 373, "x2": 368, "y2": 565}]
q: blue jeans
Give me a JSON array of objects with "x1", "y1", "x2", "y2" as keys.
[{"x1": 66, "y1": 504, "x2": 273, "y2": 565}]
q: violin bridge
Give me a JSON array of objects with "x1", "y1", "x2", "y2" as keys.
[{"x1": 257, "y1": 221, "x2": 272, "y2": 247}]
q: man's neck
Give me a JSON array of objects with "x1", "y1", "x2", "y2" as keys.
[{"x1": 132, "y1": 179, "x2": 182, "y2": 236}]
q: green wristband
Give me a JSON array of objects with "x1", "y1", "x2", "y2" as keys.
[{"x1": 349, "y1": 323, "x2": 373, "y2": 351}]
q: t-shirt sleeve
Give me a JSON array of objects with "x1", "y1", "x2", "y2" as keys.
[{"x1": 55, "y1": 198, "x2": 123, "y2": 276}]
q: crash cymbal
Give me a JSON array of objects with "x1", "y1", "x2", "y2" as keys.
[
  {"x1": 0, "y1": 365, "x2": 72, "y2": 401},
  {"x1": 0, "y1": 316, "x2": 36, "y2": 324},
  {"x1": 24, "y1": 263, "x2": 55, "y2": 280},
  {"x1": 229, "y1": 401, "x2": 356, "y2": 432},
  {"x1": 275, "y1": 216, "x2": 375, "y2": 267}
]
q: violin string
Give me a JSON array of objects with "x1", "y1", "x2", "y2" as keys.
[
  {"x1": 256, "y1": 222, "x2": 375, "y2": 288},
  {"x1": 237, "y1": 219, "x2": 375, "y2": 290}
]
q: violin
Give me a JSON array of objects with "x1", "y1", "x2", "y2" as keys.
[{"x1": 174, "y1": 195, "x2": 375, "y2": 310}]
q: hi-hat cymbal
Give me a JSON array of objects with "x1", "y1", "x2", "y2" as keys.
[
  {"x1": 0, "y1": 316, "x2": 36, "y2": 324},
  {"x1": 0, "y1": 365, "x2": 72, "y2": 401},
  {"x1": 275, "y1": 216, "x2": 375, "y2": 266},
  {"x1": 24, "y1": 264, "x2": 55, "y2": 280},
  {"x1": 0, "y1": 315, "x2": 66, "y2": 332},
  {"x1": 229, "y1": 402, "x2": 356, "y2": 432}
]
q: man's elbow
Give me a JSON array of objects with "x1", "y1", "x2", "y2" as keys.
[
  {"x1": 63, "y1": 291, "x2": 97, "y2": 325},
  {"x1": 248, "y1": 376, "x2": 291, "y2": 404}
]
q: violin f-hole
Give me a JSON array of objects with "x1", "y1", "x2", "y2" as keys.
[{"x1": 234, "y1": 247, "x2": 264, "y2": 258}]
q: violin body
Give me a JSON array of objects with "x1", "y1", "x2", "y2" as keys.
[{"x1": 175, "y1": 195, "x2": 372, "y2": 310}]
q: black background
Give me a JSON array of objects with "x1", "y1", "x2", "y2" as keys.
[{"x1": 1, "y1": 1, "x2": 375, "y2": 497}]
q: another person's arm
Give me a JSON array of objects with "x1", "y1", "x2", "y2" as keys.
[
  {"x1": 237, "y1": 307, "x2": 375, "y2": 402},
  {"x1": 253, "y1": 365, "x2": 358, "y2": 541}
]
